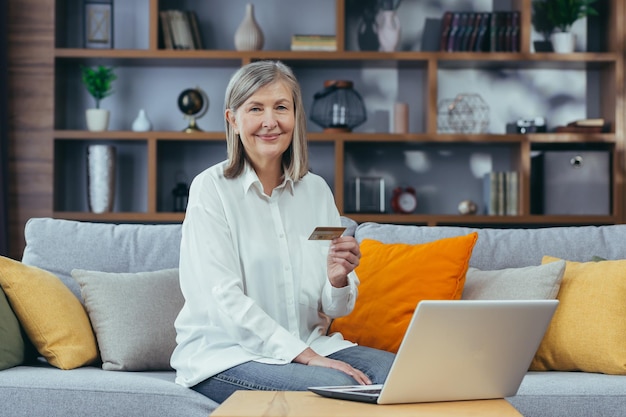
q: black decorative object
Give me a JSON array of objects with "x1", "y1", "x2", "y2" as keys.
[
  {"x1": 172, "y1": 180, "x2": 189, "y2": 212},
  {"x1": 357, "y1": 6, "x2": 379, "y2": 51},
  {"x1": 84, "y1": 0, "x2": 113, "y2": 49},
  {"x1": 310, "y1": 80, "x2": 367, "y2": 132}
]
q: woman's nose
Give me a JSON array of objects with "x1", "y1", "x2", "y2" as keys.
[{"x1": 262, "y1": 111, "x2": 278, "y2": 129}]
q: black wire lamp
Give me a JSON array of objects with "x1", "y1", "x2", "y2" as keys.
[{"x1": 310, "y1": 80, "x2": 367, "y2": 132}]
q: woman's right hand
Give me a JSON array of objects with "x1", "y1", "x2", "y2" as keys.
[{"x1": 293, "y1": 348, "x2": 371, "y2": 385}]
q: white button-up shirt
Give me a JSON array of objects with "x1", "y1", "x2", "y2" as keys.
[{"x1": 172, "y1": 161, "x2": 358, "y2": 388}]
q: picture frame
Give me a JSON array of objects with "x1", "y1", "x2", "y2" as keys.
[
  {"x1": 84, "y1": 1, "x2": 113, "y2": 49},
  {"x1": 354, "y1": 176, "x2": 385, "y2": 213}
]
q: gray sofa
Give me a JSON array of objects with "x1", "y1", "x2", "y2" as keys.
[{"x1": 1, "y1": 217, "x2": 625, "y2": 416}]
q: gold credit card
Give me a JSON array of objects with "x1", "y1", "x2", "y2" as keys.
[{"x1": 308, "y1": 226, "x2": 347, "y2": 241}]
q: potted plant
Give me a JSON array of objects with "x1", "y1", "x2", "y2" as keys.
[
  {"x1": 81, "y1": 65, "x2": 117, "y2": 131},
  {"x1": 532, "y1": 0, "x2": 598, "y2": 53}
]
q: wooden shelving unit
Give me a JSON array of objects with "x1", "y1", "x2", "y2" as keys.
[{"x1": 49, "y1": 0, "x2": 624, "y2": 227}]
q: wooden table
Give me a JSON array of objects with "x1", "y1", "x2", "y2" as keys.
[{"x1": 211, "y1": 391, "x2": 523, "y2": 417}]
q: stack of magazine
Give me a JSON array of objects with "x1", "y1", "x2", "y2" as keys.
[{"x1": 290, "y1": 35, "x2": 337, "y2": 51}]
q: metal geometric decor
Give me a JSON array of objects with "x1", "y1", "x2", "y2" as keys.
[{"x1": 437, "y1": 93, "x2": 490, "y2": 134}]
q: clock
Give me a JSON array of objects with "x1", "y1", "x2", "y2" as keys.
[{"x1": 391, "y1": 187, "x2": 417, "y2": 214}]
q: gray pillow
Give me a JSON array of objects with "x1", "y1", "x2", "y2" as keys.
[
  {"x1": 462, "y1": 260, "x2": 566, "y2": 300},
  {"x1": 71, "y1": 268, "x2": 183, "y2": 371}
]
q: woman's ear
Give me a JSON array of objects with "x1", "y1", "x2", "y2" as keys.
[{"x1": 225, "y1": 109, "x2": 239, "y2": 134}]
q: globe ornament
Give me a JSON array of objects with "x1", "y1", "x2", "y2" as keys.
[{"x1": 177, "y1": 87, "x2": 209, "y2": 133}]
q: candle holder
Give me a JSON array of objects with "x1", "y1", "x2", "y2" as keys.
[{"x1": 310, "y1": 80, "x2": 367, "y2": 132}]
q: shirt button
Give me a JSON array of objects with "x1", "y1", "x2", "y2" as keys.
[{"x1": 279, "y1": 234, "x2": 285, "y2": 238}]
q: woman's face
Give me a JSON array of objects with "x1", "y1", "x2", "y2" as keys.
[{"x1": 227, "y1": 80, "x2": 295, "y2": 170}]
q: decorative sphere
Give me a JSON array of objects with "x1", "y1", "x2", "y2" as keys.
[
  {"x1": 458, "y1": 199, "x2": 478, "y2": 215},
  {"x1": 177, "y1": 89, "x2": 205, "y2": 116}
]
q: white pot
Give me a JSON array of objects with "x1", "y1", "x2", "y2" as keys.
[
  {"x1": 551, "y1": 32, "x2": 576, "y2": 53},
  {"x1": 86, "y1": 108, "x2": 110, "y2": 132}
]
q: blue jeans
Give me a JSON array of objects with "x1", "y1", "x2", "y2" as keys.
[{"x1": 191, "y1": 346, "x2": 395, "y2": 404}]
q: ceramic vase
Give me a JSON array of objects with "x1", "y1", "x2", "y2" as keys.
[
  {"x1": 132, "y1": 109, "x2": 152, "y2": 132},
  {"x1": 234, "y1": 3, "x2": 264, "y2": 51},
  {"x1": 85, "y1": 108, "x2": 110, "y2": 132},
  {"x1": 376, "y1": 9, "x2": 401, "y2": 52},
  {"x1": 87, "y1": 144, "x2": 116, "y2": 213},
  {"x1": 551, "y1": 32, "x2": 575, "y2": 53}
]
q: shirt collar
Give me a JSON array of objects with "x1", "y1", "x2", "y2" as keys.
[{"x1": 241, "y1": 161, "x2": 295, "y2": 196}]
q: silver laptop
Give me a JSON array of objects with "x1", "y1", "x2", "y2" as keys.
[{"x1": 309, "y1": 299, "x2": 558, "y2": 404}]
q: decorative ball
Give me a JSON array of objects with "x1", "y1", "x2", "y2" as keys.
[
  {"x1": 177, "y1": 88, "x2": 205, "y2": 116},
  {"x1": 458, "y1": 199, "x2": 478, "y2": 215}
]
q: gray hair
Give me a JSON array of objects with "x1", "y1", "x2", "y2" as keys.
[{"x1": 223, "y1": 61, "x2": 309, "y2": 180}]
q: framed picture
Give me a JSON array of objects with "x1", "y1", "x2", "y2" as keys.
[{"x1": 84, "y1": 1, "x2": 113, "y2": 49}]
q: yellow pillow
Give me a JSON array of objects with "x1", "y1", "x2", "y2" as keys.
[
  {"x1": 0, "y1": 256, "x2": 98, "y2": 369},
  {"x1": 530, "y1": 255, "x2": 626, "y2": 374},
  {"x1": 329, "y1": 233, "x2": 478, "y2": 353}
]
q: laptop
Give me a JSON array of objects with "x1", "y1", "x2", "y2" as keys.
[{"x1": 309, "y1": 299, "x2": 558, "y2": 404}]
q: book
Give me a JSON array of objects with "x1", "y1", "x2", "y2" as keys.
[
  {"x1": 474, "y1": 12, "x2": 491, "y2": 52},
  {"x1": 572, "y1": 118, "x2": 605, "y2": 127},
  {"x1": 159, "y1": 11, "x2": 174, "y2": 50},
  {"x1": 505, "y1": 171, "x2": 518, "y2": 215},
  {"x1": 291, "y1": 34, "x2": 337, "y2": 51},
  {"x1": 446, "y1": 12, "x2": 461, "y2": 52},
  {"x1": 187, "y1": 11, "x2": 203, "y2": 49},
  {"x1": 439, "y1": 11, "x2": 453, "y2": 51}
]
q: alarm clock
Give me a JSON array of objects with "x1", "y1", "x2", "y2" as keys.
[{"x1": 391, "y1": 187, "x2": 417, "y2": 214}]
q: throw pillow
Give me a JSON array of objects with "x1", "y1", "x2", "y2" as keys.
[
  {"x1": 0, "y1": 256, "x2": 98, "y2": 369},
  {"x1": 530, "y1": 256, "x2": 626, "y2": 375},
  {"x1": 329, "y1": 233, "x2": 478, "y2": 353},
  {"x1": 0, "y1": 287, "x2": 24, "y2": 370},
  {"x1": 462, "y1": 260, "x2": 566, "y2": 300},
  {"x1": 71, "y1": 268, "x2": 183, "y2": 371}
]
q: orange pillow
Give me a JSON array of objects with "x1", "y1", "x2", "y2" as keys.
[{"x1": 330, "y1": 233, "x2": 478, "y2": 352}]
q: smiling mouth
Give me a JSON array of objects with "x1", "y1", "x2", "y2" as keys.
[{"x1": 257, "y1": 132, "x2": 281, "y2": 140}]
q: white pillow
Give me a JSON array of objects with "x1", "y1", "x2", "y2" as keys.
[
  {"x1": 71, "y1": 268, "x2": 183, "y2": 371},
  {"x1": 462, "y1": 260, "x2": 566, "y2": 300}
]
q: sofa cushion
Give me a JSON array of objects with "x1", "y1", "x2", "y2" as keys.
[
  {"x1": 530, "y1": 256, "x2": 626, "y2": 375},
  {"x1": 0, "y1": 365, "x2": 218, "y2": 417},
  {"x1": 0, "y1": 287, "x2": 24, "y2": 370},
  {"x1": 0, "y1": 256, "x2": 98, "y2": 370},
  {"x1": 72, "y1": 268, "x2": 183, "y2": 371},
  {"x1": 21, "y1": 218, "x2": 182, "y2": 302},
  {"x1": 462, "y1": 260, "x2": 566, "y2": 300},
  {"x1": 329, "y1": 233, "x2": 477, "y2": 353}
]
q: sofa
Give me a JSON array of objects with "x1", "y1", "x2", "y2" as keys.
[{"x1": 0, "y1": 217, "x2": 625, "y2": 417}]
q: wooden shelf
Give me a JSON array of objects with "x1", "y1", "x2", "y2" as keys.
[{"x1": 48, "y1": 0, "x2": 624, "y2": 227}]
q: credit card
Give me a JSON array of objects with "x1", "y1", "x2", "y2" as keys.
[{"x1": 308, "y1": 226, "x2": 346, "y2": 241}]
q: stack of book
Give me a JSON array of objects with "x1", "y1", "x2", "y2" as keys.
[
  {"x1": 555, "y1": 118, "x2": 607, "y2": 133},
  {"x1": 439, "y1": 11, "x2": 520, "y2": 52},
  {"x1": 290, "y1": 35, "x2": 337, "y2": 51},
  {"x1": 483, "y1": 171, "x2": 518, "y2": 215},
  {"x1": 160, "y1": 10, "x2": 203, "y2": 50}
]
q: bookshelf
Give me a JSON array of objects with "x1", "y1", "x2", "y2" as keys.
[{"x1": 46, "y1": 0, "x2": 626, "y2": 228}]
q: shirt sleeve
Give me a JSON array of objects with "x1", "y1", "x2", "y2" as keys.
[
  {"x1": 178, "y1": 173, "x2": 308, "y2": 363},
  {"x1": 316, "y1": 180, "x2": 360, "y2": 318}
]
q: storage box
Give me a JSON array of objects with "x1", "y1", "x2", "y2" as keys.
[{"x1": 539, "y1": 150, "x2": 611, "y2": 215}]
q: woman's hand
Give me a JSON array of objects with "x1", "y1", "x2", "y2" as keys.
[
  {"x1": 327, "y1": 236, "x2": 361, "y2": 288},
  {"x1": 293, "y1": 348, "x2": 371, "y2": 385}
]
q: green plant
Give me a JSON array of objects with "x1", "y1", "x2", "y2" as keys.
[
  {"x1": 533, "y1": 0, "x2": 598, "y2": 33},
  {"x1": 80, "y1": 65, "x2": 117, "y2": 109}
]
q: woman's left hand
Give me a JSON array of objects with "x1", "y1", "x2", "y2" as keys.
[{"x1": 327, "y1": 236, "x2": 361, "y2": 288}]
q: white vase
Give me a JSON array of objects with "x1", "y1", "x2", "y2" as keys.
[
  {"x1": 85, "y1": 108, "x2": 110, "y2": 131},
  {"x1": 234, "y1": 3, "x2": 264, "y2": 51},
  {"x1": 132, "y1": 109, "x2": 152, "y2": 132},
  {"x1": 87, "y1": 145, "x2": 116, "y2": 213},
  {"x1": 376, "y1": 9, "x2": 401, "y2": 52},
  {"x1": 551, "y1": 32, "x2": 576, "y2": 53}
]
